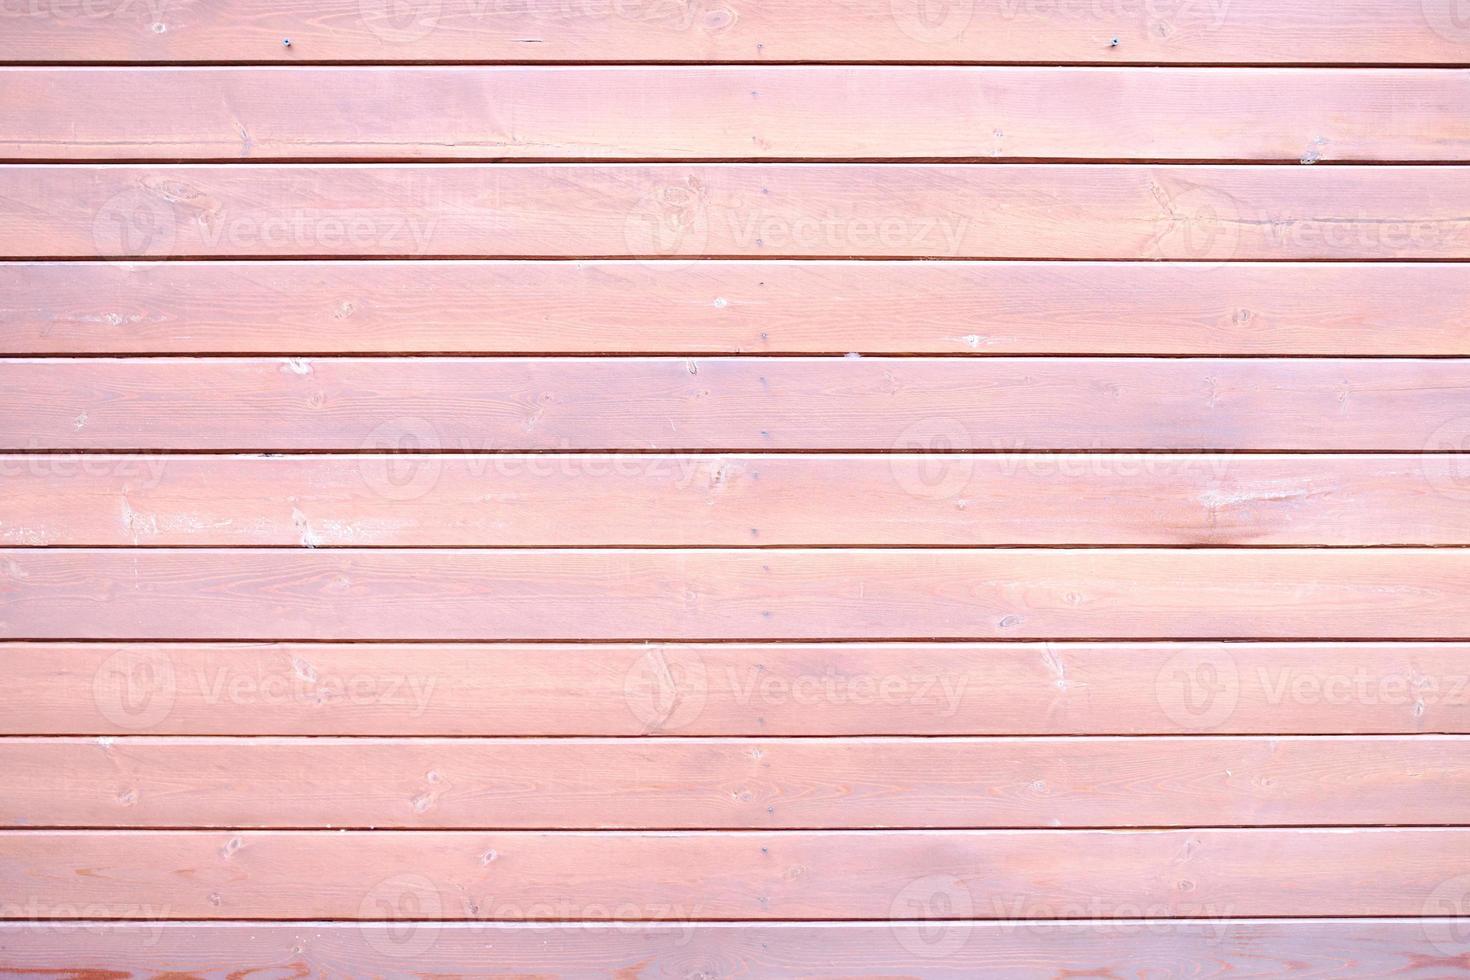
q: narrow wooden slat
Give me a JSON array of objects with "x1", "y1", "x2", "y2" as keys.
[
  {"x1": 8, "y1": 261, "x2": 1470, "y2": 356},
  {"x1": 7, "y1": 165, "x2": 1469, "y2": 260},
  {"x1": 9, "y1": 68, "x2": 1469, "y2": 162},
  {"x1": 6, "y1": 357, "x2": 1470, "y2": 451},
  {"x1": 1, "y1": 0, "x2": 1465, "y2": 64},
  {"x1": 6, "y1": 549, "x2": 1470, "y2": 640},
  {"x1": 0, "y1": 920, "x2": 1464, "y2": 977},
  {"x1": 6, "y1": 641, "x2": 1466, "y2": 736},
  {"x1": 6, "y1": 453, "x2": 1469, "y2": 547},
  {"x1": 3, "y1": 829, "x2": 1465, "y2": 919},
  {"x1": 8, "y1": 736, "x2": 1466, "y2": 829}
]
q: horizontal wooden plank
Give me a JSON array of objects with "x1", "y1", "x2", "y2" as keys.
[
  {"x1": 6, "y1": 453, "x2": 1470, "y2": 547},
  {"x1": 7, "y1": 165, "x2": 1470, "y2": 259},
  {"x1": 6, "y1": 549, "x2": 1470, "y2": 640},
  {"x1": 1, "y1": 0, "x2": 1465, "y2": 64},
  {"x1": 8, "y1": 736, "x2": 1467, "y2": 829},
  {"x1": 0, "y1": 920, "x2": 1464, "y2": 977},
  {"x1": 6, "y1": 357, "x2": 1470, "y2": 451},
  {"x1": 8, "y1": 261, "x2": 1470, "y2": 356},
  {"x1": 3, "y1": 829, "x2": 1466, "y2": 919},
  {"x1": 6, "y1": 641, "x2": 1467, "y2": 736},
  {"x1": 8, "y1": 68, "x2": 1469, "y2": 162}
]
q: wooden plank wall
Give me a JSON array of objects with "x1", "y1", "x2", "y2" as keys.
[{"x1": 2, "y1": 3, "x2": 1470, "y2": 976}]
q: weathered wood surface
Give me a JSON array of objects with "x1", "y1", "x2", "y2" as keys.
[
  {"x1": 7, "y1": 357, "x2": 1470, "y2": 451},
  {"x1": 9, "y1": 68, "x2": 1469, "y2": 161},
  {"x1": 2, "y1": 829, "x2": 1465, "y2": 918},
  {"x1": 2, "y1": 0, "x2": 1466, "y2": 64},
  {"x1": 6, "y1": 641, "x2": 1465, "y2": 736},
  {"x1": 6, "y1": 453, "x2": 1470, "y2": 547},
  {"x1": 0, "y1": 920, "x2": 1465, "y2": 979},
  {"x1": 7, "y1": 165, "x2": 1469, "y2": 259},
  {"x1": 7, "y1": 736, "x2": 1466, "y2": 829},
  {"x1": 8, "y1": 0, "x2": 1470, "y2": 961},
  {"x1": 9, "y1": 262, "x2": 1470, "y2": 356},
  {"x1": 7, "y1": 548, "x2": 1470, "y2": 640}
]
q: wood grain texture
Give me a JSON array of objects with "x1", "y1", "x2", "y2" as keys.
[
  {"x1": 8, "y1": 736, "x2": 1468, "y2": 829},
  {"x1": 9, "y1": 0, "x2": 1470, "y2": 954},
  {"x1": 3, "y1": 829, "x2": 1466, "y2": 919},
  {"x1": 5, "y1": 641, "x2": 1466, "y2": 736},
  {"x1": 9, "y1": 67, "x2": 1469, "y2": 161},
  {"x1": 7, "y1": 165, "x2": 1470, "y2": 259},
  {"x1": 7, "y1": 549, "x2": 1470, "y2": 641},
  {"x1": 7, "y1": 357, "x2": 1470, "y2": 451},
  {"x1": 6, "y1": 453, "x2": 1470, "y2": 547},
  {"x1": 0, "y1": 920, "x2": 1465, "y2": 978},
  {"x1": 9, "y1": 261, "x2": 1470, "y2": 356},
  {"x1": 2, "y1": 0, "x2": 1467, "y2": 64}
]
